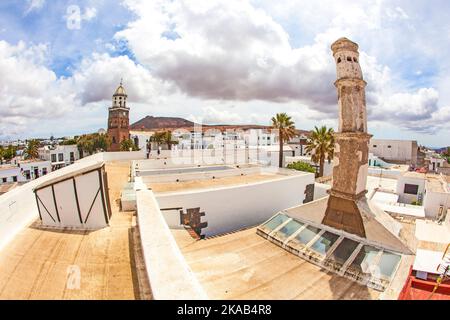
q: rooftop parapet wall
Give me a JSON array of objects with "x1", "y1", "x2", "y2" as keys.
[{"x1": 136, "y1": 189, "x2": 207, "y2": 300}]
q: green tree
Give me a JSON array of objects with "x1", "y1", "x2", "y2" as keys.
[
  {"x1": 1, "y1": 145, "x2": 17, "y2": 161},
  {"x1": 161, "y1": 131, "x2": 179, "y2": 150},
  {"x1": 25, "y1": 139, "x2": 40, "y2": 160},
  {"x1": 60, "y1": 138, "x2": 78, "y2": 145},
  {"x1": 77, "y1": 133, "x2": 111, "y2": 158},
  {"x1": 271, "y1": 113, "x2": 296, "y2": 168},
  {"x1": 150, "y1": 131, "x2": 165, "y2": 149},
  {"x1": 287, "y1": 161, "x2": 316, "y2": 173},
  {"x1": 120, "y1": 138, "x2": 139, "y2": 151},
  {"x1": 305, "y1": 126, "x2": 335, "y2": 178}
]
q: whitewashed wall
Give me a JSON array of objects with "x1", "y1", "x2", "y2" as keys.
[
  {"x1": 423, "y1": 190, "x2": 450, "y2": 219},
  {"x1": 314, "y1": 183, "x2": 331, "y2": 200},
  {"x1": 396, "y1": 176, "x2": 426, "y2": 204},
  {"x1": 156, "y1": 174, "x2": 314, "y2": 237},
  {"x1": 136, "y1": 189, "x2": 207, "y2": 300}
]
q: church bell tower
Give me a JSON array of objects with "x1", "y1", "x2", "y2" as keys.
[{"x1": 107, "y1": 80, "x2": 130, "y2": 151}]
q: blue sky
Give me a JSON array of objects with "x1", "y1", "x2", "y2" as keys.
[{"x1": 1, "y1": 0, "x2": 450, "y2": 147}]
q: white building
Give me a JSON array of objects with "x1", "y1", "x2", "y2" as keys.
[
  {"x1": 424, "y1": 151, "x2": 446, "y2": 173},
  {"x1": 369, "y1": 139, "x2": 419, "y2": 166},
  {"x1": 0, "y1": 160, "x2": 51, "y2": 184},
  {"x1": 395, "y1": 172, "x2": 450, "y2": 219},
  {"x1": 39, "y1": 145, "x2": 80, "y2": 170}
]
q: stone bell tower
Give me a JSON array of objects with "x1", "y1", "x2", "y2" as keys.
[
  {"x1": 322, "y1": 38, "x2": 372, "y2": 237},
  {"x1": 107, "y1": 80, "x2": 130, "y2": 151}
]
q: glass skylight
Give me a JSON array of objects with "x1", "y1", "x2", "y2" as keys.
[
  {"x1": 274, "y1": 220, "x2": 304, "y2": 239},
  {"x1": 263, "y1": 214, "x2": 289, "y2": 231},
  {"x1": 348, "y1": 245, "x2": 380, "y2": 274},
  {"x1": 310, "y1": 232, "x2": 340, "y2": 255},
  {"x1": 295, "y1": 225, "x2": 321, "y2": 245},
  {"x1": 378, "y1": 251, "x2": 401, "y2": 278},
  {"x1": 328, "y1": 238, "x2": 359, "y2": 265}
]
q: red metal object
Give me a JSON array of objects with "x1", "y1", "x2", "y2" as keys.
[{"x1": 399, "y1": 266, "x2": 450, "y2": 300}]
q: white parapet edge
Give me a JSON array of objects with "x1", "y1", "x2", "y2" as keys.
[{"x1": 136, "y1": 188, "x2": 208, "y2": 300}]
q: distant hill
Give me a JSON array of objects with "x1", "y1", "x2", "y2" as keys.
[
  {"x1": 130, "y1": 115, "x2": 311, "y2": 136},
  {"x1": 131, "y1": 116, "x2": 198, "y2": 130}
]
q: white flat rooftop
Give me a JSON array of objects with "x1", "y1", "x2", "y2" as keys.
[
  {"x1": 415, "y1": 220, "x2": 450, "y2": 244},
  {"x1": 376, "y1": 202, "x2": 425, "y2": 219},
  {"x1": 372, "y1": 191, "x2": 399, "y2": 204},
  {"x1": 413, "y1": 249, "x2": 443, "y2": 274}
]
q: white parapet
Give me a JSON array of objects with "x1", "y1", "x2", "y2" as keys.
[{"x1": 136, "y1": 189, "x2": 208, "y2": 300}]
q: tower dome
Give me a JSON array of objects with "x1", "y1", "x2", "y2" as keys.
[{"x1": 113, "y1": 79, "x2": 127, "y2": 97}]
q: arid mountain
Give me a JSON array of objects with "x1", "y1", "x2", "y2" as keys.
[
  {"x1": 131, "y1": 116, "x2": 197, "y2": 130},
  {"x1": 130, "y1": 115, "x2": 310, "y2": 135}
]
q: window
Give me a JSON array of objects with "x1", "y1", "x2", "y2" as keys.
[
  {"x1": 51, "y1": 154, "x2": 57, "y2": 163},
  {"x1": 353, "y1": 57, "x2": 358, "y2": 62},
  {"x1": 42, "y1": 168, "x2": 47, "y2": 175},
  {"x1": 12, "y1": 176, "x2": 17, "y2": 182},
  {"x1": 347, "y1": 56, "x2": 352, "y2": 62},
  {"x1": 337, "y1": 57, "x2": 342, "y2": 63},
  {"x1": 58, "y1": 153, "x2": 64, "y2": 162},
  {"x1": 404, "y1": 183, "x2": 419, "y2": 195},
  {"x1": 70, "y1": 152, "x2": 75, "y2": 162},
  {"x1": 2, "y1": 178, "x2": 6, "y2": 183},
  {"x1": 387, "y1": 145, "x2": 392, "y2": 148},
  {"x1": 373, "y1": 145, "x2": 377, "y2": 148}
]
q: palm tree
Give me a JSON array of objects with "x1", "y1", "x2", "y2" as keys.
[
  {"x1": 305, "y1": 126, "x2": 335, "y2": 177},
  {"x1": 271, "y1": 113, "x2": 296, "y2": 168},
  {"x1": 25, "y1": 139, "x2": 40, "y2": 160}
]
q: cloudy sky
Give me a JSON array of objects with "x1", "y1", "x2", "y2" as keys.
[{"x1": 1, "y1": 0, "x2": 450, "y2": 147}]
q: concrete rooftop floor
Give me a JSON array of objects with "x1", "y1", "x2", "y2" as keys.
[
  {"x1": 0, "y1": 161, "x2": 145, "y2": 300},
  {"x1": 149, "y1": 172, "x2": 285, "y2": 193},
  {"x1": 172, "y1": 228, "x2": 381, "y2": 300}
]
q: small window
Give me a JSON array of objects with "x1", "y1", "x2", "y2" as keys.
[
  {"x1": 2, "y1": 178, "x2": 6, "y2": 183},
  {"x1": 347, "y1": 57, "x2": 352, "y2": 62},
  {"x1": 353, "y1": 57, "x2": 358, "y2": 62},
  {"x1": 404, "y1": 184, "x2": 419, "y2": 195},
  {"x1": 337, "y1": 57, "x2": 342, "y2": 63},
  {"x1": 387, "y1": 145, "x2": 392, "y2": 148},
  {"x1": 373, "y1": 145, "x2": 377, "y2": 148},
  {"x1": 12, "y1": 176, "x2": 17, "y2": 182},
  {"x1": 58, "y1": 153, "x2": 64, "y2": 162}
]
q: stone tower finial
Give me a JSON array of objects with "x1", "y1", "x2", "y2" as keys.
[{"x1": 331, "y1": 37, "x2": 363, "y2": 80}]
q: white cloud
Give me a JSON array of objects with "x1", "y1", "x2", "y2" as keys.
[
  {"x1": 24, "y1": 0, "x2": 45, "y2": 15},
  {"x1": 0, "y1": 41, "x2": 75, "y2": 136},
  {"x1": 82, "y1": 7, "x2": 97, "y2": 22},
  {"x1": 115, "y1": 0, "x2": 450, "y2": 135}
]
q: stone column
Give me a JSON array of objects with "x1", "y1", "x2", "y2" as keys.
[{"x1": 322, "y1": 38, "x2": 372, "y2": 238}]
